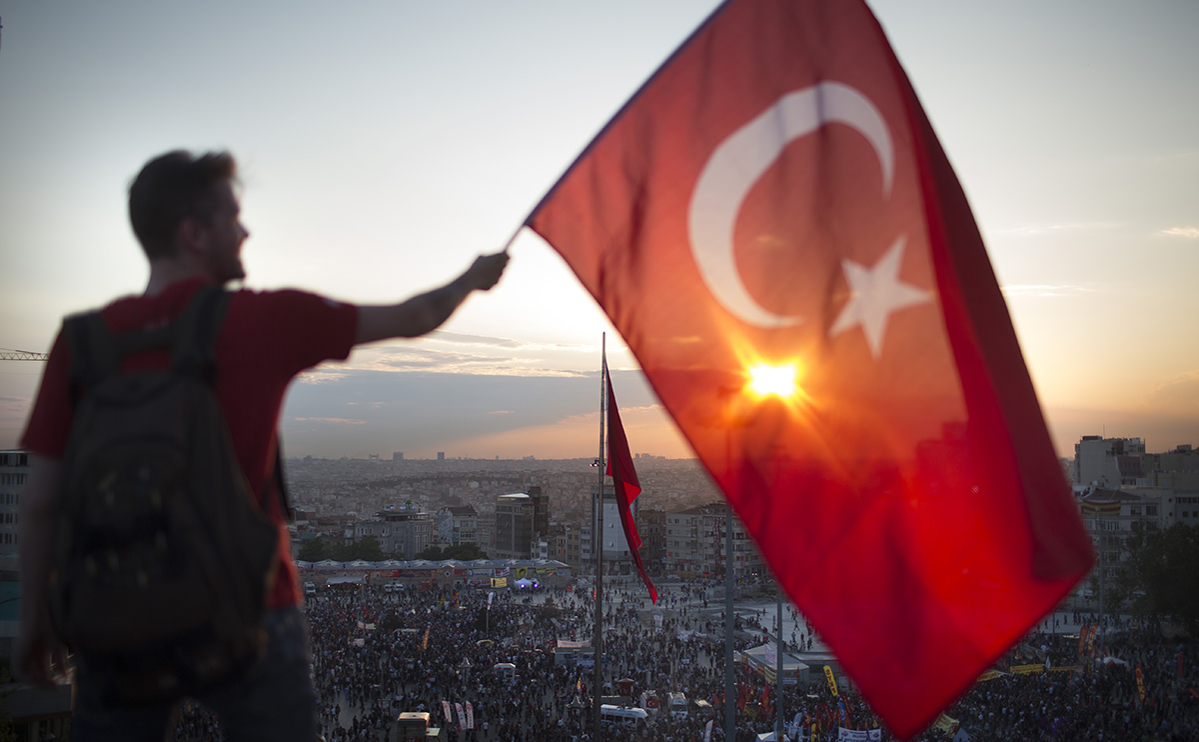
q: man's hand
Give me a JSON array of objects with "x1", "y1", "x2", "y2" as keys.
[
  {"x1": 17, "y1": 455, "x2": 68, "y2": 689},
  {"x1": 15, "y1": 614, "x2": 68, "y2": 690},
  {"x1": 463, "y1": 251, "x2": 509, "y2": 292}
]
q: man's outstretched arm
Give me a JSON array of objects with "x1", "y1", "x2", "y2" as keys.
[{"x1": 355, "y1": 251, "x2": 509, "y2": 345}]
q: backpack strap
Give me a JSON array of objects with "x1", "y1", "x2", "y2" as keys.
[
  {"x1": 170, "y1": 285, "x2": 231, "y2": 382},
  {"x1": 64, "y1": 312, "x2": 122, "y2": 405}
]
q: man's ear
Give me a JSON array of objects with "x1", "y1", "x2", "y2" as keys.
[{"x1": 175, "y1": 215, "x2": 208, "y2": 259}]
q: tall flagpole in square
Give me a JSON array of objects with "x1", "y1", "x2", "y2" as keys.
[{"x1": 593, "y1": 332, "x2": 606, "y2": 742}]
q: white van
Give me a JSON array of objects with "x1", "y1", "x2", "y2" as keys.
[
  {"x1": 668, "y1": 692, "x2": 689, "y2": 718},
  {"x1": 600, "y1": 705, "x2": 648, "y2": 727}
]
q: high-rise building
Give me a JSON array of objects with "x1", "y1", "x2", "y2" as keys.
[
  {"x1": 0, "y1": 449, "x2": 29, "y2": 559},
  {"x1": 493, "y1": 488, "x2": 550, "y2": 559}
]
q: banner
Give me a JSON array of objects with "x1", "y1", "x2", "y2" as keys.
[
  {"x1": 1081, "y1": 500, "x2": 1121, "y2": 516},
  {"x1": 1076, "y1": 628, "x2": 1087, "y2": 658},
  {"x1": 1010, "y1": 664, "x2": 1044, "y2": 675},
  {"x1": 465, "y1": 701, "x2": 475, "y2": 730},
  {"x1": 838, "y1": 729, "x2": 882, "y2": 741},
  {"x1": 825, "y1": 665, "x2": 839, "y2": 696},
  {"x1": 765, "y1": 642, "x2": 778, "y2": 666},
  {"x1": 704, "y1": 719, "x2": 714, "y2": 742},
  {"x1": 1086, "y1": 625, "x2": 1097, "y2": 656},
  {"x1": 442, "y1": 700, "x2": 453, "y2": 723},
  {"x1": 1135, "y1": 665, "x2": 1146, "y2": 705},
  {"x1": 931, "y1": 713, "x2": 959, "y2": 734},
  {"x1": 455, "y1": 702, "x2": 466, "y2": 728},
  {"x1": 492, "y1": 577, "x2": 508, "y2": 588}
]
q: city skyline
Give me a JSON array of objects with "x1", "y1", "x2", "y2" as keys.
[{"x1": 1, "y1": 0, "x2": 1196, "y2": 460}]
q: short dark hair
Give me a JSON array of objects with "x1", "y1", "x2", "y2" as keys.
[{"x1": 128, "y1": 150, "x2": 237, "y2": 259}]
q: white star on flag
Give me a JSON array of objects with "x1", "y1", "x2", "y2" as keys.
[{"x1": 829, "y1": 236, "x2": 930, "y2": 358}]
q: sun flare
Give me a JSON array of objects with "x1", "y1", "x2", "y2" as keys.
[{"x1": 747, "y1": 363, "x2": 799, "y2": 399}]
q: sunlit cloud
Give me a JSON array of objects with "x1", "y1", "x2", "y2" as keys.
[
  {"x1": 427, "y1": 331, "x2": 523, "y2": 348},
  {"x1": 488, "y1": 410, "x2": 514, "y2": 415},
  {"x1": 1001, "y1": 284, "x2": 1094, "y2": 298},
  {"x1": 292, "y1": 417, "x2": 368, "y2": 425},
  {"x1": 1142, "y1": 370, "x2": 1199, "y2": 414},
  {"x1": 995, "y1": 222, "x2": 1123, "y2": 237},
  {"x1": 1159, "y1": 227, "x2": 1199, "y2": 239}
]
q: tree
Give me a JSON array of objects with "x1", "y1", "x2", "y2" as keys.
[
  {"x1": 297, "y1": 536, "x2": 331, "y2": 562},
  {"x1": 442, "y1": 544, "x2": 489, "y2": 561},
  {"x1": 334, "y1": 535, "x2": 386, "y2": 562},
  {"x1": 1112, "y1": 522, "x2": 1199, "y2": 634},
  {"x1": 415, "y1": 544, "x2": 445, "y2": 560},
  {"x1": 414, "y1": 543, "x2": 489, "y2": 561}
]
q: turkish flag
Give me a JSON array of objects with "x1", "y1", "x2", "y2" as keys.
[
  {"x1": 526, "y1": 0, "x2": 1092, "y2": 737},
  {"x1": 607, "y1": 364, "x2": 659, "y2": 604}
]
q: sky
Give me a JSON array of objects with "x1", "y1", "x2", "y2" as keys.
[{"x1": 1, "y1": 0, "x2": 1196, "y2": 461}]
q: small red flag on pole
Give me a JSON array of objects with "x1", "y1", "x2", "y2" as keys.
[{"x1": 606, "y1": 356, "x2": 658, "y2": 605}]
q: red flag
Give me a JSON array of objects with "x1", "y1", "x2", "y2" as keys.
[
  {"x1": 526, "y1": 0, "x2": 1092, "y2": 737},
  {"x1": 606, "y1": 361, "x2": 658, "y2": 604}
]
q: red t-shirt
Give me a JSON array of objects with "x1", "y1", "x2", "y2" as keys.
[{"x1": 20, "y1": 277, "x2": 358, "y2": 609}]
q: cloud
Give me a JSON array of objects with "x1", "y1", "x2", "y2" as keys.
[
  {"x1": 995, "y1": 222, "x2": 1122, "y2": 237},
  {"x1": 426, "y1": 330, "x2": 522, "y2": 348},
  {"x1": 277, "y1": 368, "x2": 660, "y2": 459},
  {"x1": 1159, "y1": 227, "x2": 1199, "y2": 239},
  {"x1": 1000, "y1": 284, "x2": 1093, "y2": 298},
  {"x1": 0, "y1": 396, "x2": 31, "y2": 441},
  {"x1": 1141, "y1": 371, "x2": 1199, "y2": 415},
  {"x1": 292, "y1": 417, "x2": 368, "y2": 425}
]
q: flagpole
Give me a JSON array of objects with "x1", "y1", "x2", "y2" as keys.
[
  {"x1": 593, "y1": 332, "x2": 606, "y2": 742},
  {"x1": 723, "y1": 388, "x2": 735, "y2": 742}
]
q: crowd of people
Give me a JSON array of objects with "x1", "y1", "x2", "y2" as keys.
[{"x1": 169, "y1": 579, "x2": 1199, "y2": 742}]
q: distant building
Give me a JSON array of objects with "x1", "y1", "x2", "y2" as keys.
[
  {"x1": 437, "y1": 452, "x2": 445, "y2": 461},
  {"x1": 348, "y1": 503, "x2": 434, "y2": 559},
  {"x1": 636, "y1": 508, "x2": 667, "y2": 573},
  {"x1": 477, "y1": 512, "x2": 496, "y2": 554},
  {"x1": 578, "y1": 484, "x2": 649, "y2": 576},
  {"x1": 1074, "y1": 436, "x2": 1146, "y2": 488},
  {"x1": 546, "y1": 525, "x2": 582, "y2": 569},
  {"x1": 664, "y1": 502, "x2": 763, "y2": 581},
  {"x1": 392, "y1": 452, "x2": 403, "y2": 461},
  {"x1": 1079, "y1": 487, "x2": 1169, "y2": 586},
  {"x1": 0, "y1": 449, "x2": 29, "y2": 559},
  {"x1": 494, "y1": 492, "x2": 536, "y2": 559},
  {"x1": 437, "y1": 505, "x2": 479, "y2": 548}
]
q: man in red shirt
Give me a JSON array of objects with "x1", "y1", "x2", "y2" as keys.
[{"x1": 16, "y1": 150, "x2": 508, "y2": 741}]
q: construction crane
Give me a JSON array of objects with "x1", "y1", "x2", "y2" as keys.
[{"x1": 0, "y1": 348, "x2": 49, "y2": 361}]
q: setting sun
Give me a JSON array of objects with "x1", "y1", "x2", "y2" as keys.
[{"x1": 747, "y1": 363, "x2": 799, "y2": 399}]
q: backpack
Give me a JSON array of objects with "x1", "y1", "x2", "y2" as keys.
[{"x1": 46, "y1": 285, "x2": 281, "y2": 705}]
